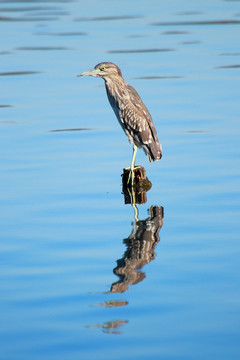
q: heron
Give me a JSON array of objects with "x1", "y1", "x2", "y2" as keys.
[{"x1": 78, "y1": 62, "x2": 162, "y2": 183}]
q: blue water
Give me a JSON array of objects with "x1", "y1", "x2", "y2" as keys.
[{"x1": 1, "y1": 1, "x2": 240, "y2": 359}]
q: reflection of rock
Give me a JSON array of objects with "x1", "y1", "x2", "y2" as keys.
[
  {"x1": 110, "y1": 205, "x2": 164, "y2": 293},
  {"x1": 87, "y1": 320, "x2": 128, "y2": 335}
]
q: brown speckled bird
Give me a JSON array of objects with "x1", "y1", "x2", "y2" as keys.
[{"x1": 78, "y1": 62, "x2": 162, "y2": 179}]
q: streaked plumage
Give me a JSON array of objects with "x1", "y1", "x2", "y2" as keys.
[{"x1": 78, "y1": 62, "x2": 162, "y2": 175}]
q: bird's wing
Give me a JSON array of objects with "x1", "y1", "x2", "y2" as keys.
[{"x1": 126, "y1": 84, "x2": 159, "y2": 143}]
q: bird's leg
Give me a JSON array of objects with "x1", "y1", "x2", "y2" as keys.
[{"x1": 127, "y1": 144, "x2": 138, "y2": 185}]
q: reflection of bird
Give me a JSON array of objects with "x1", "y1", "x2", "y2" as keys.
[
  {"x1": 78, "y1": 62, "x2": 162, "y2": 180},
  {"x1": 110, "y1": 205, "x2": 164, "y2": 293}
]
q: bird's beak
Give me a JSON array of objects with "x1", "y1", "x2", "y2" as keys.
[{"x1": 77, "y1": 68, "x2": 100, "y2": 77}]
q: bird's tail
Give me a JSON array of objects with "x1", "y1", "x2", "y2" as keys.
[{"x1": 145, "y1": 139, "x2": 162, "y2": 162}]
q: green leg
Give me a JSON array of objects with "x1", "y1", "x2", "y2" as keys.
[
  {"x1": 131, "y1": 144, "x2": 138, "y2": 172},
  {"x1": 128, "y1": 145, "x2": 138, "y2": 185}
]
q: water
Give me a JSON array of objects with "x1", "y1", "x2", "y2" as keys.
[{"x1": 1, "y1": 0, "x2": 240, "y2": 359}]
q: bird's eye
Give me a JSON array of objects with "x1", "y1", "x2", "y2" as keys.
[{"x1": 100, "y1": 66, "x2": 105, "y2": 71}]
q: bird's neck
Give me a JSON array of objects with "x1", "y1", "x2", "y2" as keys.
[{"x1": 104, "y1": 76, "x2": 127, "y2": 100}]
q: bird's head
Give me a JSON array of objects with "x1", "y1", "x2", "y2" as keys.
[{"x1": 77, "y1": 62, "x2": 122, "y2": 79}]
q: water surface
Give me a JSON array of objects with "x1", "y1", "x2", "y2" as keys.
[{"x1": 0, "y1": 1, "x2": 240, "y2": 359}]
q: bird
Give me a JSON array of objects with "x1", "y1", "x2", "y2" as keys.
[{"x1": 78, "y1": 62, "x2": 162, "y2": 183}]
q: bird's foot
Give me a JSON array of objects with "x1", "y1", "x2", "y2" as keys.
[
  {"x1": 125, "y1": 166, "x2": 141, "y2": 186},
  {"x1": 124, "y1": 165, "x2": 141, "y2": 172}
]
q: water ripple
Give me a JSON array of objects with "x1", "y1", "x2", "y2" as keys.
[
  {"x1": 152, "y1": 19, "x2": 240, "y2": 26},
  {"x1": 108, "y1": 48, "x2": 175, "y2": 54},
  {"x1": 0, "y1": 15, "x2": 58, "y2": 22},
  {"x1": 0, "y1": 71, "x2": 41, "y2": 76},
  {"x1": 49, "y1": 128, "x2": 94, "y2": 133},
  {"x1": 215, "y1": 64, "x2": 240, "y2": 69},
  {"x1": 134, "y1": 75, "x2": 184, "y2": 80},
  {"x1": 75, "y1": 15, "x2": 143, "y2": 21},
  {"x1": 35, "y1": 31, "x2": 87, "y2": 37},
  {"x1": 219, "y1": 52, "x2": 240, "y2": 56},
  {"x1": 162, "y1": 30, "x2": 191, "y2": 35},
  {"x1": 16, "y1": 46, "x2": 69, "y2": 51}
]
